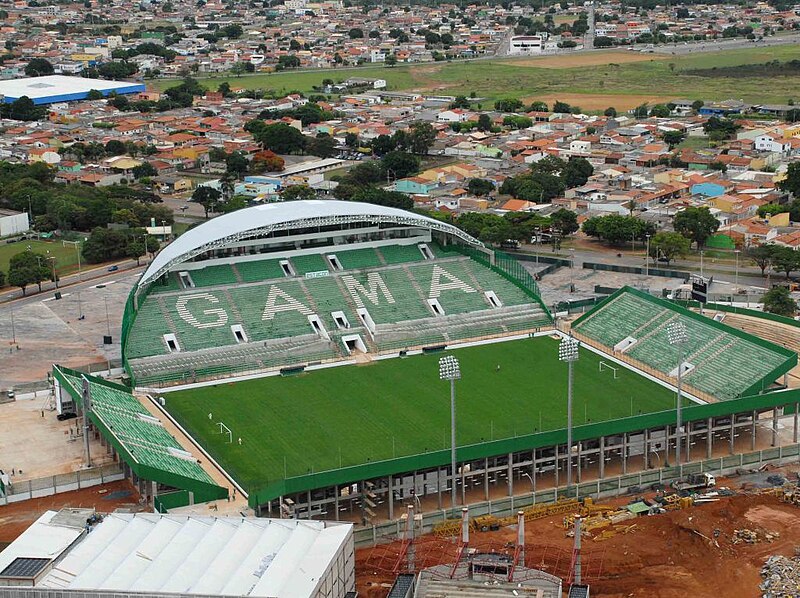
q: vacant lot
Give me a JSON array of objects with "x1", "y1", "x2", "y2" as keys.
[
  {"x1": 151, "y1": 45, "x2": 800, "y2": 108},
  {"x1": 164, "y1": 336, "x2": 675, "y2": 490}
]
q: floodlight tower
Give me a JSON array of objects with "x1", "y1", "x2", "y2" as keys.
[
  {"x1": 439, "y1": 355, "x2": 461, "y2": 509},
  {"x1": 559, "y1": 335, "x2": 580, "y2": 488},
  {"x1": 666, "y1": 321, "x2": 689, "y2": 465}
]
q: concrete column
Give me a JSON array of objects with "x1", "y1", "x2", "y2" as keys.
[
  {"x1": 437, "y1": 468, "x2": 442, "y2": 510},
  {"x1": 752, "y1": 410, "x2": 758, "y2": 451},
  {"x1": 599, "y1": 436, "x2": 605, "y2": 479},
  {"x1": 622, "y1": 434, "x2": 627, "y2": 474},
  {"x1": 484, "y1": 458, "x2": 489, "y2": 501},
  {"x1": 794, "y1": 404, "x2": 799, "y2": 444},
  {"x1": 576, "y1": 442, "x2": 582, "y2": 483},
  {"x1": 334, "y1": 488, "x2": 339, "y2": 521},
  {"x1": 507, "y1": 453, "x2": 513, "y2": 497},
  {"x1": 729, "y1": 416, "x2": 735, "y2": 455},
  {"x1": 554, "y1": 445, "x2": 560, "y2": 488},
  {"x1": 707, "y1": 417, "x2": 713, "y2": 460},
  {"x1": 772, "y1": 407, "x2": 779, "y2": 447},
  {"x1": 643, "y1": 429, "x2": 650, "y2": 469},
  {"x1": 387, "y1": 476, "x2": 394, "y2": 520},
  {"x1": 307, "y1": 490, "x2": 312, "y2": 519}
]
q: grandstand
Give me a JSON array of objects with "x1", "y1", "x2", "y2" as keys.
[
  {"x1": 571, "y1": 287, "x2": 797, "y2": 400},
  {"x1": 122, "y1": 201, "x2": 552, "y2": 387},
  {"x1": 52, "y1": 365, "x2": 227, "y2": 506}
]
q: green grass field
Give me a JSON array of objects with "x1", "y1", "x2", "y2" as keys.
[
  {"x1": 164, "y1": 337, "x2": 677, "y2": 490},
  {"x1": 153, "y1": 45, "x2": 800, "y2": 107},
  {"x1": 0, "y1": 239, "x2": 82, "y2": 279}
]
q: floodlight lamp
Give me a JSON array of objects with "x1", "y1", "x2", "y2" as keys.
[
  {"x1": 439, "y1": 355, "x2": 461, "y2": 380},
  {"x1": 666, "y1": 321, "x2": 689, "y2": 346},
  {"x1": 558, "y1": 336, "x2": 579, "y2": 362}
]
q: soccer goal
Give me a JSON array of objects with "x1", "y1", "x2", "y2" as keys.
[
  {"x1": 599, "y1": 361, "x2": 619, "y2": 379},
  {"x1": 216, "y1": 421, "x2": 233, "y2": 444}
]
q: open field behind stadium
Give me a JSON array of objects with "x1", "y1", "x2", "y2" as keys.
[
  {"x1": 163, "y1": 337, "x2": 677, "y2": 491},
  {"x1": 0, "y1": 239, "x2": 81, "y2": 278},
  {"x1": 153, "y1": 45, "x2": 800, "y2": 108}
]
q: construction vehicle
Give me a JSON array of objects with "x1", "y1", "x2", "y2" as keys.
[{"x1": 672, "y1": 472, "x2": 715, "y2": 493}]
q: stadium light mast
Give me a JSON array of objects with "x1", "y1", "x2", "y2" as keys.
[
  {"x1": 667, "y1": 321, "x2": 689, "y2": 465},
  {"x1": 558, "y1": 335, "x2": 579, "y2": 488},
  {"x1": 439, "y1": 355, "x2": 461, "y2": 509}
]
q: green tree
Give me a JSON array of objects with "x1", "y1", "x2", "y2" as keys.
[
  {"x1": 306, "y1": 134, "x2": 337, "y2": 158},
  {"x1": 552, "y1": 100, "x2": 571, "y2": 113},
  {"x1": 86, "y1": 89, "x2": 104, "y2": 100},
  {"x1": 384, "y1": 54, "x2": 397, "y2": 67},
  {"x1": 603, "y1": 106, "x2": 617, "y2": 117},
  {"x1": 105, "y1": 139, "x2": 126, "y2": 156},
  {"x1": 253, "y1": 123, "x2": 306, "y2": 154},
  {"x1": 561, "y1": 158, "x2": 594, "y2": 189},
  {"x1": 550, "y1": 208, "x2": 579, "y2": 235},
  {"x1": 24, "y1": 58, "x2": 54, "y2": 77},
  {"x1": 408, "y1": 122, "x2": 436, "y2": 155},
  {"x1": 762, "y1": 286, "x2": 797, "y2": 316},
  {"x1": 467, "y1": 178, "x2": 494, "y2": 196},
  {"x1": 673, "y1": 206, "x2": 720, "y2": 249},
  {"x1": 381, "y1": 151, "x2": 420, "y2": 179},
  {"x1": 348, "y1": 27, "x2": 364, "y2": 38},
  {"x1": 771, "y1": 245, "x2": 800, "y2": 279},
  {"x1": 649, "y1": 231, "x2": 690, "y2": 265},
  {"x1": 494, "y1": 98, "x2": 524, "y2": 113},
  {"x1": 6, "y1": 96, "x2": 46, "y2": 121},
  {"x1": 529, "y1": 101, "x2": 548, "y2": 112},
  {"x1": 7, "y1": 251, "x2": 49, "y2": 296},
  {"x1": 477, "y1": 113, "x2": 492, "y2": 131},
  {"x1": 778, "y1": 162, "x2": 800, "y2": 197},
  {"x1": 345, "y1": 132, "x2": 359, "y2": 148},
  {"x1": 126, "y1": 240, "x2": 145, "y2": 265},
  {"x1": 662, "y1": 130, "x2": 686, "y2": 148},
  {"x1": 225, "y1": 151, "x2": 249, "y2": 178},
  {"x1": 281, "y1": 184, "x2": 316, "y2": 201},
  {"x1": 748, "y1": 244, "x2": 776, "y2": 276},
  {"x1": 191, "y1": 185, "x2": 222, "y2": 218},
  {"x1": 649, "y1": 104, "x2": 671, "y2": 118},
  {"x1": 582, "y1": 214, "x2": 656, "y2": 246},
  {"x1": 132, "y1": 162, "x2": 157, "y2": 179}
]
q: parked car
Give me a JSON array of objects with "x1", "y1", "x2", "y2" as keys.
[{"x1": 107, "y1": 265, "x2": 119, "y2": 272}]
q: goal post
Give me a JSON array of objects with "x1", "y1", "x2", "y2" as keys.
[
  {"x1": 599, "y1": 361, "x2": 619, "y2": 379},
  {"x1": 216, "y1": 421, "x2": 233, "y2": 444}
]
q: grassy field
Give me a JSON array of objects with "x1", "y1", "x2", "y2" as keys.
[
  {"x1": 164, "y1": 337, "x2": 677, "y2": 490},
  {"x1": 0, "y1": 239, "x2": 81, "y2": 278},
  {"x1": 153, "y1": 45, "x2": 800, "y2": 108}
]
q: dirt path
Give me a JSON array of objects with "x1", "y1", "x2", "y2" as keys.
[{"x1": 501, "y1": 50, "x2": 658, "y2": 69}]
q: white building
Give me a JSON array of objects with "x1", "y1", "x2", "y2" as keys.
[
  {"x1": 0, "y1": 510, "x2": 355, "y2": 598},
  {"x1": 0, "y1": 209, "x2": 29, "y2": 237},
  {"x1": 508, "y1": 34, "x2": 548, "y2": 55},
  {"x1": 754, "y1": 134, "x2": 791, "y2": 154}
]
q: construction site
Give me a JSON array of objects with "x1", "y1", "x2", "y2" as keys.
[{"x1": 356, "y1": 465, "x2": 800, "y2": 598}]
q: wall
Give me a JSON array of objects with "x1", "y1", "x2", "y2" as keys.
[{"x1": 0, "y1": 212, "x2": 30, "y2": 237}]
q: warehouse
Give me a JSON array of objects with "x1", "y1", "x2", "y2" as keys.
[
  {"x1": 0, "y1": 75, "x2": 145, "y2": 105},
  {"x1": 0, "y1": 510, "x2": 355, "y2": 598}
]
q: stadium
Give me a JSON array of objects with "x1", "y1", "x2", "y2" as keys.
[{"x1": 54, "y1": 200, "x2": 799, "y2": 523}]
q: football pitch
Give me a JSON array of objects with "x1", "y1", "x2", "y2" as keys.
[{"x1": 163, "y1": 336, "x2": 677, "y2": 490}]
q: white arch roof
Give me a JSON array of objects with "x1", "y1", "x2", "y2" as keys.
[{"x1": 139, "y1": 200, "x2": 483, "y2": 288}]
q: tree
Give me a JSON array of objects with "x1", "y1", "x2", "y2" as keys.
[
  {"x1": 384, "y1": 54, "x2": 397, "y2": 67},
  {"x1": 348, "y1": 27, "x2": 364, "y2": 38},
  {"x1": 649, "y1": 231, "x2": 690, "y2": 265},
  {"x1": 649, "y1": 104, "x2": 671, "y2": 118},
  {"x1": 225, "y1": 151, "x2": 249, "y2": 177},
  {"x1": 408, "y1": 122, "x2": 436, "y2": 155},
  {"x1": 771, "y1": 245, "x2": 800, "y2": 279},
  {"x1": 230, "y1": 62, "x2": 248, "y2": 77},
  {"x1": 467, "y1": 178, "x2": 494, "y2": 196},
  {"x1": 529, "y1": 101, "x2": 548, "y2": 112},
  {"x1": 762, "y1": 286, "x2": 797, "y2": 317},
  {"x1": 382, "y1": 151, "x2": 420, "y2": 179},
  {"x1": 582, "y1": 214, "x2": 656, "y2": 246},
  {"x1": 191, "y1": 185, "x2": 222, "y2": 218},
  {"x1": 7, "y1": 251, "x2": 48, "y2": 296},
  {"x1": 5, "y1": 96, "x2": 46, "y2": 121},
  {"x1": 351, "y1": 186, "x2": 412, "y2": 210},
  {"x1": 371, "y1": 134, "x2": 395, "y2": 156},
  {"x1": 604, "y1": 106, "x2": 617, "y2": 117},
  {"x1": 126, "y1": 240, "x2": 145, "y2": 265},
  {"x1": 252, "y1": 123, "x2": 306, "y2": 154},
  {"x1": 550, "y1": 208, "x2": 579, "y2": 235},
  {"x1": 24, "y1": 58, "x2": 54, "y2": 77},
  {"x1": 97, "y1": 61, "x2": 137, "y2": 80},
  {"x1": 778, "y1": 162, "x2": 800, "y2": 197},
  {"x1": 748, "y1": 244, "x2": 776, "y2": 276},
  {"x1": 132, "y1": 162, "x2": 157, "y2": 179},
  {"x1": 104, "y1": 139, "x2": 125, "y2": 156},
  {"x1": 86, "y1": 89, "x2": 104, "y2": 100},
  {"x1": 345, "y1": 132, "x2": 359, "y2": 148},
  {"x1": 673, "y1": 206, "x2": 720, "y2": 248},
  {"x1": 552, "y1": 100, "x2": 571, "y2": 113},
  {"x1": 477, "y1": 113, "x2": 492, "y2": 132},
  {"x1": 494, "y1": 98, "x2": 524, "y2": 113},
  {"x1": 662, "y1": 130, "x2": 686, "y2": 149},
  {"x1": 281, "y1": 184, "x2": 316, "y2": 201},
  {"x1": 594, "y1": 35, "x2": 614, "y2": 47},
  {"x1": 306, "y1": 134, "x2": 337, "y2": 158},
  {"x1": 561, "y1": 158, "x2": 594, "y2": 189}
]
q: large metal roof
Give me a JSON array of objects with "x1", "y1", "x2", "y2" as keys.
[{"x1": 139, "y1": 200, "x2": 483, "y2": 288}]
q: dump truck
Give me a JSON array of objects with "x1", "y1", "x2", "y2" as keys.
[{"x1": 672, "y1": 472, "x2": 715, "y2": 492}]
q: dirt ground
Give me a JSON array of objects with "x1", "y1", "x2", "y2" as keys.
[
  {"x1": 522, "y1": 92, "x2": 672, "y2": 111},
  {"x1": 0, "y1": 479, "x2": 141, "y2": 548},
  {"x1": 356, "y1": 469, "x2": 800, "y2": 598},
  {"x1": 502, "y1": 50, "x2": 658, "y2": 69}
]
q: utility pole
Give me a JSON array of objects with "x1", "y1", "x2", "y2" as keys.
[{"x1": 81, "y1": 376, "x2": 92, "y2": 468}]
